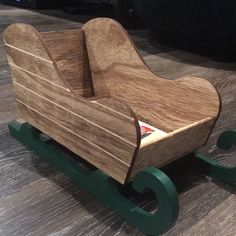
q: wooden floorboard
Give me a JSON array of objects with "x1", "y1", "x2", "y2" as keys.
[{"x1": 0, "y1": 3, "x2": 235, "y2": 236}]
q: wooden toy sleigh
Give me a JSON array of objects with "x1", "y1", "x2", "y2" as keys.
[{"x1": 3, "y1": 18, "x2": 236, "y2": 235}]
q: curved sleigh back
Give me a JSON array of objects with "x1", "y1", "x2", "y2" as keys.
[
  {"x1": 83, "y1": 18, "x2": 221, "y2": 178},
  {"x1": 83, "y1": 18, "x2": 220, "y2": 132}
]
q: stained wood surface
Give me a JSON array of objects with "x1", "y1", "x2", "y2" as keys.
[
  {"x1": 4, "y1": 18, "x2": 221, "y2": 183},
  {"x1": 4, "y1": 22, "x2": 140, "y2": 184},
  {"x1": 83, "y1": 18, "x2": 220, "y2": 177},
  {"x1": 0, "y1": 4, "x2": 235, "y2": 236},
  {"x1": 83, "y1": 18, "x2": 219, "y2": 132},
  {"x1": 41, "y1": 29, "x2": 94, "y2": 97},
  {"x1": 131, "y1": 117, "x2": 216, "y2": 178}
]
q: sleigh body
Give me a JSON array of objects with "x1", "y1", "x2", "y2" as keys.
[{"x1": 3, "y1": 18, "x2": 220, "y2": 184}]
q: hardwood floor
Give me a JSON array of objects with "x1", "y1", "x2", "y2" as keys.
[{"x1": 0, "y1": 3, "x2": 235, "y2": 236}]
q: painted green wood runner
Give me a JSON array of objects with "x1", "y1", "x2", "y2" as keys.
[{"x1": 8, "y1": 121, "x2": 235, "y2": 235}]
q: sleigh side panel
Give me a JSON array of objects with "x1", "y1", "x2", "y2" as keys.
[
  {"x1": 3, "y1": 23, "x2": 140, "y2": 184},
  {"x1": 129, "y1": 117, "x2": 215, "y2": 178}
]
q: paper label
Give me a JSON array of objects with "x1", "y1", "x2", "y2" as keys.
[{"x1": 138, "y1": 121, "x2": 167, "y2": 141}]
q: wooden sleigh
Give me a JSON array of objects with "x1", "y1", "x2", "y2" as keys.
[{"x1": 3, "y1": 18, "x2": 236, "y2": 235}]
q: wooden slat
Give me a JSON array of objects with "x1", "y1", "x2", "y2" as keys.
[
  {"x1": 14, "y1": 83, "x2": 136, "y2": 163},
  {"x1": 3, "y1": 22, "x2": 140, "y2": 184},
  {"x1": 0, "y1": 6, "x2": 235, "y2": 235},
  {"x1": 4, "y1": 20, "x2": 221, "y2": 184},
  {"x1": 94, "y1": 98, "x2": 137, "y2": 118},
  {"x1": 3, "y1": 23, "x2": 51, "y2": 60},
  {"x1": 83, "y1": 18, "x2": 221, "y2": 181},
  {"x1": 10, "y1": 66, "x2": 138, "y2": 144},
  {"x1": 41, "y1": 29, "x2": 94, "y2": 98},
  {"x1": 17, "y1": 102, "x2": 130, "y2": 184},
  {"x1": 5, "y1": 46, "x2": 67, "y2": 88}
]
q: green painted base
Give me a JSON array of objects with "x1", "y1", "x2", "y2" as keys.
[
  {"x1": 194, "y1": 129, "x2": 236, "y2": 184},
  {"x1": 8, "y1": 121, "x2": 179, "y2": 236}
]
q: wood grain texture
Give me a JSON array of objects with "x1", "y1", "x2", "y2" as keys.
[
  {"x1": 9, "y1": 66, "x2": 138, "y2": 143},
  {"x1": 14, "y1": 84, "x2": 136, "y2": 164},
  {"x1": 3, "y1": 23, "x2": 51, "y2": 60},
  {"x1": 83, "y1": 18, "x2": 221, "y2": 177},
  {"x1": 183, "y1": 194, "x2": 236, "y2": 236},
  {"x1": 0, "y1": 4, "x2": 235, "y2": 236},
  {"x1": 4, "y1": 18, "x2": 222, "y2": 183},
  {"x1": 5, "y1": 45, "x2": 66, "y2": 88},
  {"x1": 41, "y1": 29, "x2": 94, "y2": 98},
  {"x1": 83, "y1": 18, "x2": 220, "y2": 132},
  {"x1": 17, "y1": 102, "x2": 131, "y2": 183},
  {"x1": 4, "y1": 23, "x2": 140, "y2": 184},
  {"x1": 131, "y1": 118, "x2": 215, "y2": 178}
]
